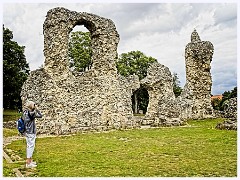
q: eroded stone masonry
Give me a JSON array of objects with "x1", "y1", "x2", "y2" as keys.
[
  {"x1": 179, "y1": 29, "x2": 214, "y2": 120},
  {"x1": 21, "y1": 7, "x2": 215, "y2": 135}
]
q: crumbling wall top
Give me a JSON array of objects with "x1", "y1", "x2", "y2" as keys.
[
  {"x1": 141, "y1": 62, "x2": 173, "y2": 88},
  {"x1": 43, "y1": 7, "x2": 120, "y2": 76},
  {"x1": 191, "y1": 29, "x2": 201, "y2": 42}
]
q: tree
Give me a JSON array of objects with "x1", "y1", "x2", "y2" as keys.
[
  {"x1": 116, "y1": 50, "x2": 157, "y2": 80},
  {"x1": 229, "y1": 86, "x2": 237, "y2": 99},
  {"x1": 68, "y1": 31, "x2": 92, "y2": 72},
  {"x1": 212, "y1": 86, "x2": 237, "y2": 110},
  {"x1": 117, "y1": 51, "x2": 157, "y2": 114},
  {"x1": 3, "y1": 25, "x2": 30, "y2": 109},
  {"x1": 219, "y1": 86, "x2": 237, "y2": 110},
  {"x1": 172, "y1": 72, "x2": 183, "y2": 97}
]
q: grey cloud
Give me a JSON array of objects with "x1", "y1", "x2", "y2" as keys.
[
  {"x1": 212, "y1": 84, "x2": 237, "y2": 95},
  {"x1": 90, "y1": 4, "x2": 162, "y2": 40},
  {"x1": 212, "y1": 71, "x2": 237, "y2": 95},
  {"x1": 213, "y1": 4, "x2": 237, "y2": 25}
]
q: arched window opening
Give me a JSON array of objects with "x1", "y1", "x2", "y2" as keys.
[
  {"x1": 68, "y1": 25, "x2": 92, "y2": 72},
  {"x1": 132, "y1": 86, "x2": 149, "y2": 115}
]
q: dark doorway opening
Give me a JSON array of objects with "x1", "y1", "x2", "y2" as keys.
[{"x1": 132, "y1": 85, "x2": 149, "y2": 115}]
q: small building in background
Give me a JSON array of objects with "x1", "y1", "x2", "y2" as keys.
[{"x1": 211, "y1": 95, "x2": 223, "y2": 101}]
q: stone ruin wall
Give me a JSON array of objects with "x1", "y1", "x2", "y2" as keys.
[
  {"x1": 138, "y1": 29, "x2": 214, "y2": 126},
  {"x1": 21, "y1": 7, "x2": 215, "y2": 135},
  {"x1": 21, "y1": 7, "x2": 140, "y2": 134},
  {"x1": 140, "y1": 63, "x2": 182, "y2": 126},
  {"x1": 178, "y1": 29, "x2": 214, "y2": 120},
  {"x1": 179, "y1": 30, "x2": 214, "y2": 119},
  {"x1": 216, "y1": 97, "x2": 237, "y2": 130}
]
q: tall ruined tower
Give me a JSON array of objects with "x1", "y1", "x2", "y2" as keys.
[{"x1": 182, "y1": 29, "x2": 214, "y2": 119}]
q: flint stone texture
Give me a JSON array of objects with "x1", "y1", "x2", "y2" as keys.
[
  {"x1": 222, "y1": 97, "x2": 237, "y2": 120},
  {"x1": 21, "y1": 7, "x2": 216, "y2": 135},
  {"x1": 141, "y1": 62, "x2": 183, "y2": 126},
  {"x1": 3, "y1": 121, "x2": 16, "y2": 129},
  {"x1": 179, "y1": 29, "x2": 214, "y2": 120},
  {"x1": 216, "y1": 98, "x2": 237, "y2": 130}
]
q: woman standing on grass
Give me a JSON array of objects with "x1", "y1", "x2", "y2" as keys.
[{"x1": 23, "y1": 100, "x2": 42, "y2": 168}]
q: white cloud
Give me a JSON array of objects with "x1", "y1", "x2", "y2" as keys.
[
  {"x1": 213, "y1": 3, "x2": 237, "y2": 26},
  {"x1": 2, "y1": 3, "x2": 237, "y2": 95}
]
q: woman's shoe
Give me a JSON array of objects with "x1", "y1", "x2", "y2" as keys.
[
  {"x1": 31, "y1": 161, "x2": 37, "y2": 165},
  {"x1": 26, "y1": 162, "x2": 37, "y2": 168}
]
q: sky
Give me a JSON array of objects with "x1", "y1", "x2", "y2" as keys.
[{"x1": 1, "y1": 0, "x2": 238, "y2": 95}]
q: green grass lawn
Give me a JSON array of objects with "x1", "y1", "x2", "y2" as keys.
[
  {"x1": 3, "y1": 118, "x2": 237, "y2": 177},
  {"x1": 3, "y1": 128, "x2": 19, "y2": 137},
  {"x1": 3, "y1": 109, "x2": 21, "y2": 122}
]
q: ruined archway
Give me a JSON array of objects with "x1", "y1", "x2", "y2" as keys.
[
  {"x1": 68, "y1": 26, "x2": 93, "y2": 72},
  {"x1": 43, "y1": 7, "x2": 120, "y2": 77},
  {"x1": 21, "y1": 7, "x2": 140, "y2": 135}
]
